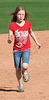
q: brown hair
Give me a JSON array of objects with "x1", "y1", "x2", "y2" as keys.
[{"x1": 9, "y1": 5, "x2": 31, "y2": 22}]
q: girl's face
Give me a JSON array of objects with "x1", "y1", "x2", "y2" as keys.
[{"x1": 16, "y1": 10, "x2": 25, "y2": 22}]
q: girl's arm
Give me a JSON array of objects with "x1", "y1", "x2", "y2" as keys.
[
  {"x1": 29, "y1": 28, "x2": 41, "y2": 49},
  {"x1": 8, "y1": 30, "x2": 13, "y2": 43}
]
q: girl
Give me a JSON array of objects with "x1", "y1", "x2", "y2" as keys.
[{"x1": 8, "y1": 5, "x2": 41, "y2": 92}]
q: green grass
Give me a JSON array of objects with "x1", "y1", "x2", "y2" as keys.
[
  {"x1": 0, "y1": 0, "x2": 49, "y2": 33},
  {"x1": 0, "y1": 0, "x2": 49, "y2": 2}
]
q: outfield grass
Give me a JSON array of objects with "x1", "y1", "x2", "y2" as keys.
[
  {"x1": 0, "y1": 0, "x2": 49, "y2": 2},
  {"x1": 0, "y1": 0, "x2": 49, "y2": 33}
]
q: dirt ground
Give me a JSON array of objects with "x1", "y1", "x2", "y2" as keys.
[{"x1": 0, "y1": 30, "x2": 49, "y2": 100}]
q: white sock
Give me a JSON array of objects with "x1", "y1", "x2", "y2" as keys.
[
  {"x1": 19, "y1": 84, "x2": 24, "y2": 89},
  {"x1": 24, "y1": 70, "x2": 27, "y2": 75}
]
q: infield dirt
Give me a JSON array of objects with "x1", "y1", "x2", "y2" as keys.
[{"x1": 0, "y1": 30, "x2": 49, "y2": 100}]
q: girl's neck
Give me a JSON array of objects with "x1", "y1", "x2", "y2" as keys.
[{"x1": 16, "y1": 20, "x2": 25, "y2": 27}]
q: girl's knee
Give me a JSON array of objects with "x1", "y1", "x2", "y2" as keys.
[{"x1": 22, "y1": 63, "x2": 28, "y2": 70}]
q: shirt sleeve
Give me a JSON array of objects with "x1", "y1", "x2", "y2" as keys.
[
  {"x1": 8, "y1": 23, "x2": 14, "y2": 32},
  {"x1": 29, "y1": 21, "x2": 31, "y2": 29}
]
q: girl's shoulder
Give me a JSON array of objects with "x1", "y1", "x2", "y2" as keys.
[
  {"x1": 25, "y1": 20, "x2": 31, "y2": 24},
  {"x1": 8, "y1": 22, "x2": 16, "y2": 31},
  {"x1": 10, "y1": 22, "x2": 16, "y2": 26},
  {"x1": 25, "y1": 21, "x2": 31, "y2": 28}
]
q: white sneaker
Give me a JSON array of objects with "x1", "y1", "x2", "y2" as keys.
[
  {"x1": 23, "y1": 70, "x2": 29, "y2": 82},
  {"x1": 17, "y1": 84, "x2": 24, "y2": 92}
]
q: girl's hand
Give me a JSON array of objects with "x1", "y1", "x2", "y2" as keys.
[
  {"x1": 37, "y1": 43, "x2": 41, "y2": 49},
  {"x1": 8, "y1": 36, "x2": 13, "y2": 43},
  {"x1": 8, "y1": 39, "x2": 12, "y2": 43}
]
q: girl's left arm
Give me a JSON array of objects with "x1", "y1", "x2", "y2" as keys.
[
  {"x1": 29, "y1": 28, "x2": 41, "y2": 49},
  {"x1": 8, "y1": 30, "x2": 13, "y2": 44}
]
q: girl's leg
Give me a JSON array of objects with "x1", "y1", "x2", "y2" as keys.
[
  {"x1": 13, "y1": 50, "x2": 24, "y2": 91},
  {"x1": 15, "y1": 68, "x2": 22, "y2": 85},
  {"x1": 22, "y1": 48, "x2": 31, "y2": 82},
  {"x1": 15, "y1": 68, "x2": 24, "y2": 92},
  {"x1": 22, "y1": 63, "x2": 29, "y2": 82},
  {"x1": 22, "y1": 63, "x2": 28, "y2": 76}
]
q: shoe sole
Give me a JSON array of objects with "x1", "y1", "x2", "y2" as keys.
[
  {"x1": 24, "y1": 78, "x2": 29, "y2": 82},
  {"x1": 17, "y1": 89, "x2": 24, "y2": 92}
]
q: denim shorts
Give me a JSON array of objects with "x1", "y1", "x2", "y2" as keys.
[{"x1": 13, "y1": 48, "x2": 31, "y2": 68}]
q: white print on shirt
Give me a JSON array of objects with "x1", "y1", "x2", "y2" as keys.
[{"x1": 15, "y1": 30, "x2": 28, "y2": 48}]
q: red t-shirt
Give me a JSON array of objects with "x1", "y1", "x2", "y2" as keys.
[{"x1": 8, "y1": 21, "x2": 31, "y2": 50}]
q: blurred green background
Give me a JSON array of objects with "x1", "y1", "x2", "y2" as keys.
[{"x1": 0, "y1": 0, "x2": 49, "y2": 33}]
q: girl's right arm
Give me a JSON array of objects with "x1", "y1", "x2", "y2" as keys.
[
  {"x1": 8, "y1": 30, "x2": 13, "y2": 43},
  {"x1": 29, "y1": 28, "x2": 41, "y2": 49}
]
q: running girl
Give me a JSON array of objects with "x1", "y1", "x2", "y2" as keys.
[{"x1": 8, "y1": 5, "x2": 41, "y2": 92}]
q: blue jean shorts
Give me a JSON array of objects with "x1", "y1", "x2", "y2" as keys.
[{"x1": 13, "y1": 48, "x2": 31, "y2": 68}]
